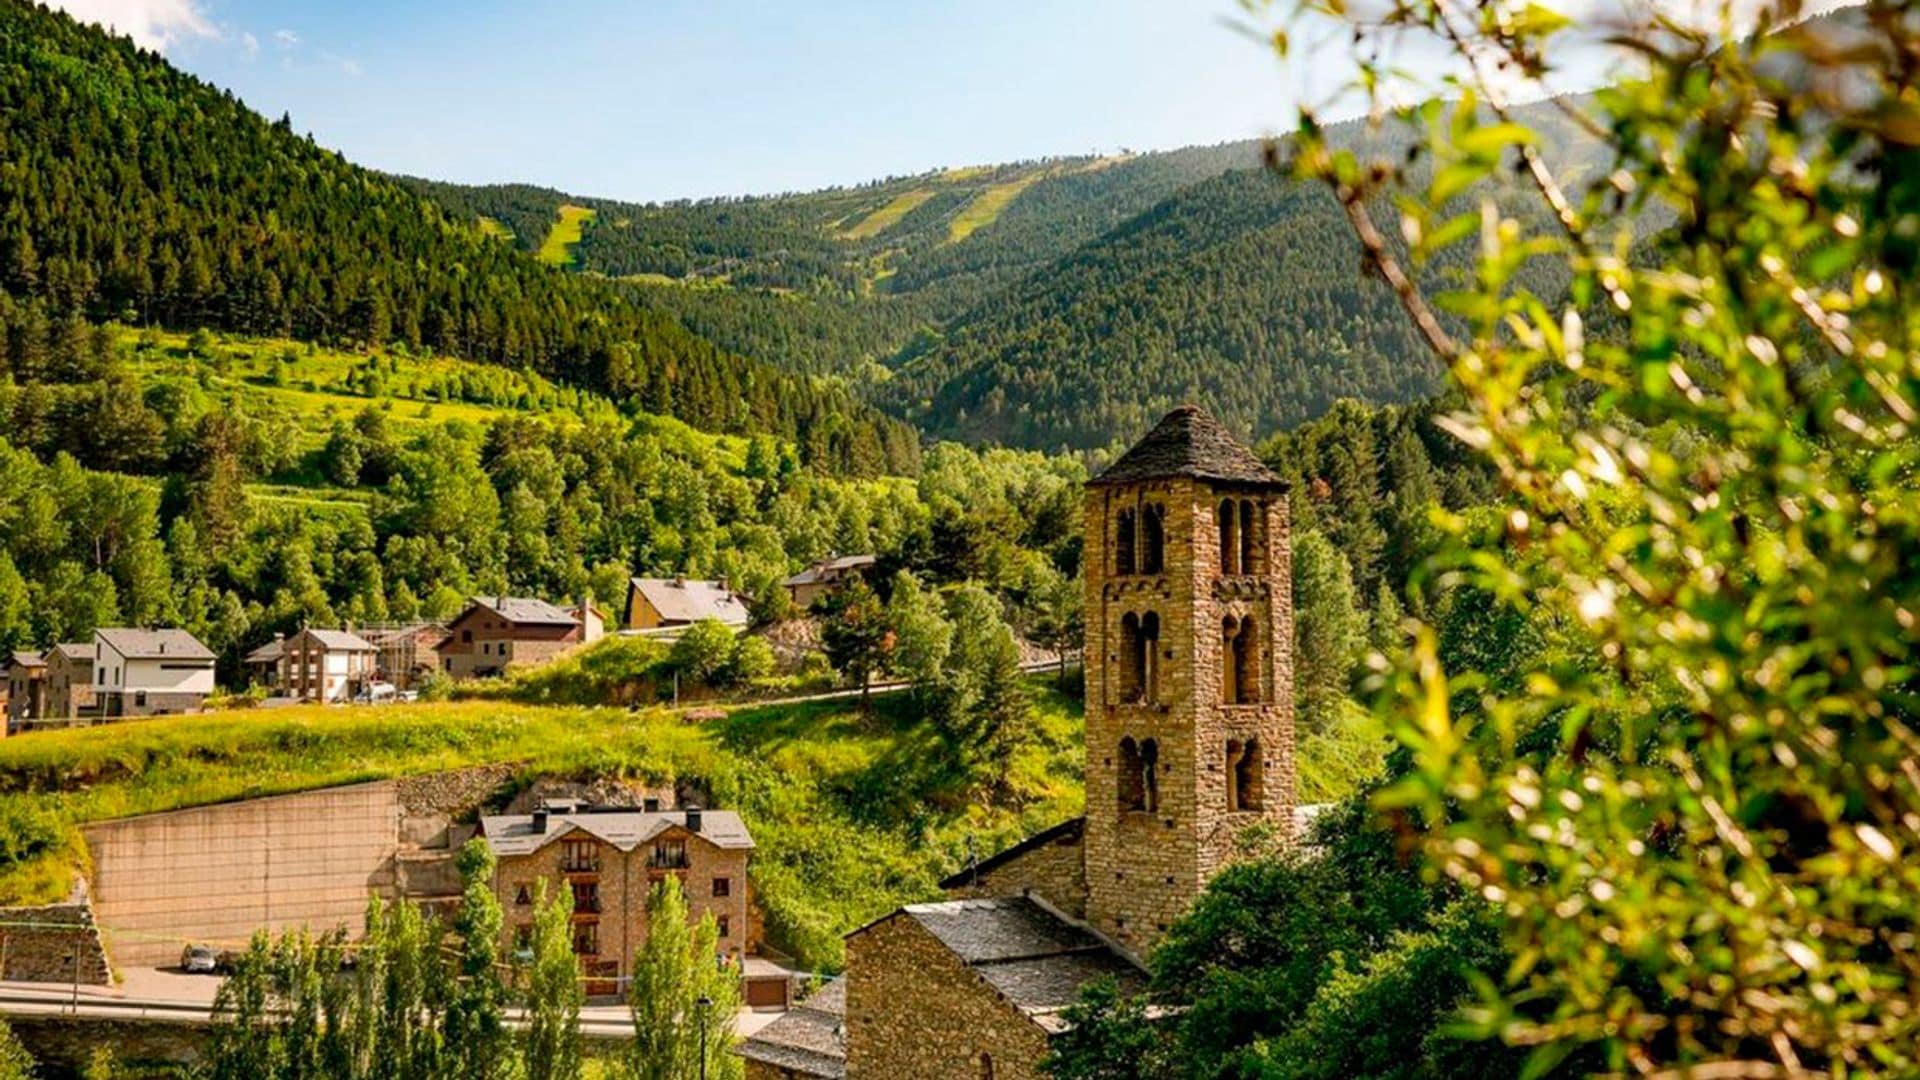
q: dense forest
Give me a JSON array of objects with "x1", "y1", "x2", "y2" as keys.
[{"x1": 0, "y1": 0, "x2": 916, "y2": 475}]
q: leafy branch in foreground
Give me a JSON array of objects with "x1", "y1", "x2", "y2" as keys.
[{"x1": 1270, "y1": 0, "x2": 1920, "y2": 1073}]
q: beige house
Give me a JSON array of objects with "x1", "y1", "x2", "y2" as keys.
[
  {"x1": 43, "y1": 642, "x2": 97, "y2": 724},
  {"x1": 282, "y1": 628, "x2": 379, "y2": 703},
  {"x1": 93, "y1": 628, "x2": 216, "y2": 718},
  {"x1": 482, "y1": 804, "x2": 758, "y2": 998},
  {"x1": 624, "y1": 578, "x2": 749, "y2": 632},
  {"x1": 742, "y1": 405, "x2": 1299, "y2": 1080},
  {"x1": 780, "y1": 555, "x2": 877, "y2": 612},
  {"x1": 440, "y1": 597, "x2": 600, "y2": 680}
]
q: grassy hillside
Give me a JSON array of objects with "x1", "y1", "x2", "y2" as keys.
[
  {"x1": 0, "y1": 676, "x2": 1382, "y2": 970},
  {"x1": 0, "y1": 685, "x2": 1084, "y2": 972}
]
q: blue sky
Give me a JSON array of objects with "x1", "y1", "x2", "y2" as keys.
[{"x1": 58, "y1": 0, "x2": 1308, "y2": 202}]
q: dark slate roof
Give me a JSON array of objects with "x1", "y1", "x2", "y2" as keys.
[
  {"x1": 939, "y1": 817, "x2": 1084, "y2": 891},
  {"x1": 1089, "y1": 405, "x2": 1284, "y2": 488},
  {"x1": 8, "y1": 651, "x2": 44, "y2": 669},
  {"x1": 94, "y1": 628, "x2": 216, "y2": 662},
  {"x1": 855, "y1": 897, "x2": 1148, "y2": 1035},
  {"x1": 781, "y1": 554, "x2": 878, "y2": 588},
  {"x1": 735, "y1": 979, "x2": 846, "y2": 1078}
]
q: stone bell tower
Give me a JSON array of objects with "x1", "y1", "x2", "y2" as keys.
[{"x1": 1081, "y1": 405, "x2": 1296, "y2": 953}]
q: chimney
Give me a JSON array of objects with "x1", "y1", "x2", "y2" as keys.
[
  {"x1": 273, "y1": 632, "x2": 284, "y2": 644},
  {"x1": 685, "y1": 807, "x2": 703, "y2": 834},
  {"x1": 643, "y1": 798, "x2": 660, "y2": 813},
  {"x1": 531, "y1": 808, "x2": 548, "y2": 835}
]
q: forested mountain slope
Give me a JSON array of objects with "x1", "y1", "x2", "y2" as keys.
[
  {"x1": 0, "y1": 0, "x2": 915, "y2": 474},
  {"x1": 886, "y1": 167, "x2": 1448, "y2": 452},
  {"x1": 409, "y1": 142, "x2": 1265, "y2": 378},
  {"x1": 891, "y1": 100, "x2": 1603, "y2": 452}
]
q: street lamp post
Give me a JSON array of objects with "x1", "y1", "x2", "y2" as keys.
[{"x1": 697, "y1": 994, "x2": 713, "y2": 1080}]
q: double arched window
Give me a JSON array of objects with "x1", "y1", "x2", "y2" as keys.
[
  {"x1": 1115, "y1": 503, "x2": 1166, "y2": 576},
  {"x1": 1119, "y1": 611, "x2": 1161, "y2": 703},
  {"x1": 1219, "y1": 499, "x2": 1260, "y2": 575},
  {"x1": 1118, "y1": 736, "x2": 1161, "y2": 812},
  {"x1": 1221, "y1": 616, "x2": 1261, "y2": 704}
]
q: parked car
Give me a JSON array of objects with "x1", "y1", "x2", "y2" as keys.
[{"x1": 180, "y1": 944, "x2": 220, "y2": 974}]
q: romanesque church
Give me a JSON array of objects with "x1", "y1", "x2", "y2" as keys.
[{"x1": 740, "y1": 405, "x2": 1298, "y2": 1079}]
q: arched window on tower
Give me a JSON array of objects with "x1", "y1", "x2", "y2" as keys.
[
  {"x1": 1141, "y1": 504, "x2": 1166, "y2": 575},
  {"x1": 1240, "y1": 500, "x2": 1257, "y2": 575},
  {"x1": 1140, "y1": 738, "x2": 1160, "y2": 812},
  {"x1": 1139, "y1": 611, "x2": 1161, "y2": 703},
  {"x1": 1227, "y1": 737, "x2": 1263, "y2": 811},
  {"x1": 1115, "y1": 509, "x2": 1137, "y2": 576},
  {"x1": 1218, "y1": 499, "x2": 1238, "y2": 575},
  {"x1": 1221, "y1": 616, "x2": 1241, "y2": 704},
  {"x1": 1119, "y1": 613, "x2": 1143, "y2": 702},
  {"x1": 1118, "y1": 737, "x2": 1145, "y2": 811},
  {"x1": 1232, "y1": 616, "x2": 1259, "y2": 704}
]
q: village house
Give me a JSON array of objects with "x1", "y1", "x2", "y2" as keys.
[
  {"x1": 624, "y1": 577, "x2": 750, "y2": 632},
  {"x1": 93, "y1": 628, "x2": 217, "y2": 718},
  {"x1": 42, "y1": 641, "x2": 98, "y2": 725},
  {"x1": 243, "y1": 635, "x2": 285, "y2": 691},
  {"x1": 780, "y1": 555, "x2": 878, "y2": 611},
  {"x1": 4, "y1": 651, "x2": 44, "y2": 732},
  {"x1": 440, "y1": 597, "x2": 602, "y2": 680},
  {"x1": 362, "y1": 621, "x2": 451, "y2": 690},
  {"x1": 480, "y1": 802, "x2": 780, "y2": 1000},
  {"x1": 740, "y1": 405, "x2": 1298, "y2": 1079},
  {"x1": 281, "y1": 628, "x2": 379, "y2": 703}
]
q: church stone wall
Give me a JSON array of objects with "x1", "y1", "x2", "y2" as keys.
[
  {"x1": 944, "y1": 826, "x2": 1087, "y2": 919},
  {"x1": 844, "y1": 916, "x2": 1051, "y2": 1080}
]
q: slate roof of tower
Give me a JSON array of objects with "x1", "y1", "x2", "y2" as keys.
[{"x1": 1089, "y1": 405, "x2": 1284, "y2": 488}]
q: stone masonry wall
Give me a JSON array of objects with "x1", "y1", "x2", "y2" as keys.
[
  {"x1": 491, "y1": 826, "x2": 751, "y2": 987},
  {"x1": 0, "y1": 900, "x2": 112, "y2": 984},
  {"x1": 1082, "y1": 477, "x2": 1297, "y2": 955},
  {"x1": 944, "y1": 828, "x2": 1087, "y2": 920},
  {"x1": 844, "y1": 916, "x2": 1051, "y2": 1080}
]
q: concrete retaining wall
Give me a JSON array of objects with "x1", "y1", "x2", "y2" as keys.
[{"x1": 86, "y1": 782, "x2": 402, "y2": 968}]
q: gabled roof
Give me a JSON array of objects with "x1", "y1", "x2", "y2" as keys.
[
  {"x1": 781, "y1": 554, "x2": 878, "y2": 588},
  {"x1": 463, "y1": 597, "x2": 580, "y2": 628},
  {"x1": 94, "y1": 628, "x2": 216, "y2": 662},
  {"x1": 244, "y1": 639, "x2": 284, "y2": 664},
  {"x1": 735, "y1": 979, "x2": 846, "y2": 1078},
  {"x1": 8, "y1": 651, "x2": 44, "y2": 670},
  {"x1": 48, "y1": 642, "x2": 95, "y2": 664},
  {"x1": 479, "y1": 808, "x2": 754, "y2": 858},
  {"x1": 851, "y1": 897, "x2": 1146, "y2": 1034},
  {"x1": 938, "y1": 817, "x2": 1083, "y2": 891},
  {"x1": 294, "y1": 628, "x2": 377, "y2": 652},
  {"x1": 628, "y1": 578, "x2": 750, "y2": 626},
  {"x1": 1089, "y1": 405, "x2": 1284, "y2": 488}
]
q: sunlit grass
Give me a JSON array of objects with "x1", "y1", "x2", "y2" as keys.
[
  {"x1": 537, "y1": 204, "x2": 596, "y2": 267},
  {"x1": 947, "y1": 175, "x2": 1041, "y2": 243},
  {"x1": 840, "y1": 189, "x2": 937, "y2": 240}
]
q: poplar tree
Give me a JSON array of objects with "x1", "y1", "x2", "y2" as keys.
[{"x1": 521, "y1": 880, "x2": 582, "y2": 1080}]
